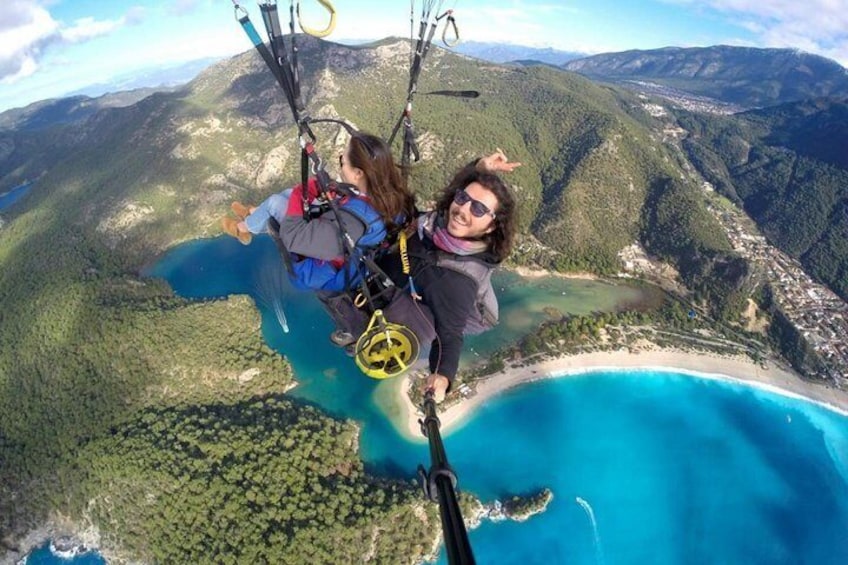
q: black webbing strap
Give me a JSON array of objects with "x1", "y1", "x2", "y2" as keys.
[
  {"x1": 389, "y1": 4, "x2": 474, "y2": 180},
  {"x1": 286, "y1": 2, "x2": 306, "y2": 118},
  {"x1": 259, "y1": 3, "x2": 299, "y2": 117},
  {"x1": 388, "y1": 2, "x2": 444, "y2": 176},
  {"x1": 236, "y1": 2, "x2": 324, "y2": 218},
  {"x1": 235, "y1": 5, "x2": 289, "y2": 97}
]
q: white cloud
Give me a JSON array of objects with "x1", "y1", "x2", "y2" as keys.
[
  {"x1": 60, "y1": 16, "x2": 123, "y2": 43},
  {"x1": 0, "y1": 1, "x2": 139, "y2": 83},
  {"x1": 452, "y1": 4, "x2": 578, "y2": 47},
  {"x1": 0, "y1": 1, "x2": 58, "y2": 81},
  {"x1": 665, "y1": 0, "x2": 848, "y2": 65}
]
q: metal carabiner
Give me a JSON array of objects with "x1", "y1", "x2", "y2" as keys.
[
  {"x1": 354, "y1": 292, "x2": 367, "y2": 309},
  {"x1": 231, "y1": 0, "x2": 248, "y2": 21},
  {"x1": 438, "y1": 10, "x2": 460, "y2": 47},
  {"x1": 296, "y1": 0, "x2": 337, "y2": 38}
]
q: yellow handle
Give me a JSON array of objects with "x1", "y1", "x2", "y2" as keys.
[{"x1": 297, "y1": 0, "x2": 337, "y2": 38}]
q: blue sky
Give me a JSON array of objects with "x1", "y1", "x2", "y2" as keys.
[{"x1": 2, "y1": 0, "x2": 847, "y2": 113}]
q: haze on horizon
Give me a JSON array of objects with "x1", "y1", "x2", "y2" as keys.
[{"x1": 1, "y1": 0, "x2": 847, "y2": 114}]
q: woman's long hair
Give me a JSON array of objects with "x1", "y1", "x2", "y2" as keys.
[
  {"x1": 434, "y1": 165, "x2": 517, "y2": 263},
  {"x1": 348, "y1": 133, "x2": 415, "y2": 234}
]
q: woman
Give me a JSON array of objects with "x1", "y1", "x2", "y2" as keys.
[
  {"x1": 378, "y1": 150, "x2": 520, "y2": 401},
  {"x1": 222, "y1": 131, "x2": 415, "y2": 344}
]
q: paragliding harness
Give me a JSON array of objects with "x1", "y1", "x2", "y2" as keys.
[
  {"x1": 273, "y1": 182, "x2": 388, "y2": 293},
  {"x1": 404, "y1": 222, "x2": 500, "y2": 335},
  {"x1": 349, "y1": 221, "x2": 501, "y2": 377},
  {"x1": 234, "y1": 0, "x2": 423, "y2": 379}
]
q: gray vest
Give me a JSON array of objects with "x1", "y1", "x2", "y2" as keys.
[{"x1": 435, "y1": 253, "x2": 499, "y2": 335}]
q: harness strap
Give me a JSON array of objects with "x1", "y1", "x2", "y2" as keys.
[
  {"x1": 400, "y1": 230, "x2": 422, "y2": 299},
  {"x1": 235, "y1": 7, "x2": 291, "y2": 102},
  {"x1": 258, "y1": 3, "x2": 302, "y2": 119},
  {"x1": 389, "y1": 2, "x2": 463, "y2": 180}
]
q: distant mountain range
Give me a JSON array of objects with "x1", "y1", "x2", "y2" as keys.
[
  {"x1": 556, "y1": 45, "x2": 848, "y2": 298},
  {"x1": 0, "y1": 57, "x2": 225, "y2": 131},
  {"x1": 71, "y1": 58, "x2": 223, "y2": 98},
  {"x1": 451, "y1": 41, "x2": 584, "y2": 66},
  {"x1": 563, "y1": 45, "x2": 848, "y2": 109},
  {"x1": 8, "y1": 43, "x2": 846, "y2": 127},
  {"x1": 0, "y1": 89, "x2": 171, "y2": 131}
]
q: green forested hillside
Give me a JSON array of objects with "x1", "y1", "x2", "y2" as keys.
[
  {"x1": 675, "y1": 99, "x2": 848, "y2": 299},
  {"x1": 79, "y1": 399, "x2": 436, "y2": 563},
  {"x1": 1, "y1": 37, "x2": 729, "y2": 276},
  {"x1": 0, "y1": 36, "x2": 738, "y2": 560}
]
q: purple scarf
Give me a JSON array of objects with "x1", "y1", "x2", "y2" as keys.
[{"x1": 418, "y1": 211, "x2": 488, "y2": 256}]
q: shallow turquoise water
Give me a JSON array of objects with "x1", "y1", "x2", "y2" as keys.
[
  {"x1": 432, "y1": 373, "x2": 848, "y2": 564},
  {"x1": 29, "y1": 235, "x2": 848, "y2": 563},
  {"x1": 147, "y1": 236, "x2": 848, "y2": 564}
]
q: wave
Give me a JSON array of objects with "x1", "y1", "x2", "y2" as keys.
[{"x1": 575, "y1": 496, "x2": 605, "y2": 565}]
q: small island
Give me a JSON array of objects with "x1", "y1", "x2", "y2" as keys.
[
  {"x1": 475, "y1": 488, "x2": 554, "y2": 524},
  {"x1": 499, "y1": 488, "x2": 554, "y2": 522}
]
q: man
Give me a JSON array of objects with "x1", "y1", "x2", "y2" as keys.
[{"x1": 379, "y1": 150, "x2": 520, "y2": 401}]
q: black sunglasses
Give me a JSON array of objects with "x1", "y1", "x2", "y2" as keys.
[{"x1": 454, "y1": 188, "x2": 496, "y2": 219}]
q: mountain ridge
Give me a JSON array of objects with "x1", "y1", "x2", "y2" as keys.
[
  {"x1": 672, "y1": 97, "x2": 848, "y2": 299},
  {"x1": 564, "y1": 45, "x2": 848, "y2": 109},
  {"x1": 452, "y1": 41, "x2": 584, "y2": 65},
  {"x1": 4, "y1": 38, "x2": 843, "y2": 311}
]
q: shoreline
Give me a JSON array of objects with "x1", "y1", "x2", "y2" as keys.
[
  {"x1": 395, "y1": 349, "x2": 848, "y2": 438},
  {"x1": 510, "y1": 265, "x2": 598, "y2": 280},
  {"x1": 3, "y1": 516, "x2": 103, "y2": 565}
]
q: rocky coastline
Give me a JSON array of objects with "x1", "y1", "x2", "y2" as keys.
[{"x1": 2, "y1": 518, "x2": 102, "y2": 565}]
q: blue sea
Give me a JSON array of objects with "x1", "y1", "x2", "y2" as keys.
[
  {"x1": 0, "y1": 181, "x2": 32, "y2": 211},
  {"x1": 25, "y1": 235, "x2": 848, "y2": 564},
  {"x1": 21, "y1": 542, "x2": 105, "y2": 565}
]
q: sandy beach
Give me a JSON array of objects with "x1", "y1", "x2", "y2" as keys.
[{"x1": 397, "y1": 349, "x2": 848, "y2": 438}]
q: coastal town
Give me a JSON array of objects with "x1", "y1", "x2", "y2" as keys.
[
  {"x1": 625, "y1": 80, "x2": 747, "y2": 114},
  {"x1": 640, "y1": 90, "x2": 848, "y2": 388},
  {"x1": 702, "y1": 183, "x2": 848, "y2": 386}
]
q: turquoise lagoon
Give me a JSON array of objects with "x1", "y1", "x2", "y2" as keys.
[
  {"x1": 30, "y1": 235, "x2": 848, "y2": 563},
  {"x1": 146, "y1": 235, "x2": 848, "y2": 564}
]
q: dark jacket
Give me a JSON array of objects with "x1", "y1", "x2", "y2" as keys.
[{"x1": 377, "y1": 220, "x2": 499, "y2": 382}]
